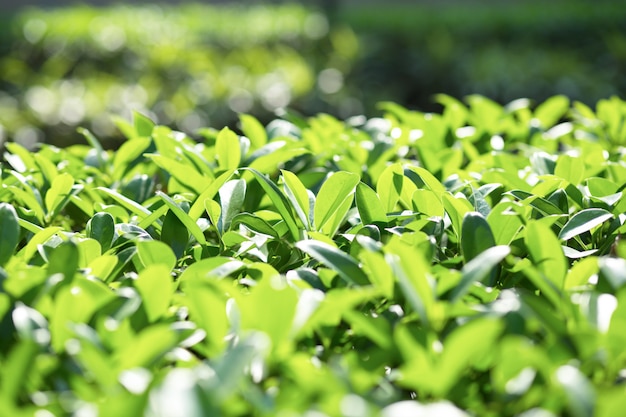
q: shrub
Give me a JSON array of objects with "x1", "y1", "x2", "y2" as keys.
[{"x1": 1, "y1": 95, "x2": 626, "y2": 416}]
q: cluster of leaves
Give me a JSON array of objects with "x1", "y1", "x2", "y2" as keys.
[
  {"x1": 2, "y1": 95, "x2": 626, "y2": 416},
  {"x1": 0, "y1": 4, "x2": 358, "y2": 147}
]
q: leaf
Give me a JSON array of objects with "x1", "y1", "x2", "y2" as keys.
[
  {"x1": 296, "y1": 240, "x2": 369, "y2": 286},
  {"x1": 239, "y1": 114, "x2": 267, "y2": 150},
  {"x1": 115, "y1": 323, "x2": 196, "y2": 370},
  {"x1": 133, "y1": 111, "x2": 155, "y2": 137},
  {"x1": 218, "y1": 179, "x2": 246, "y2": 233},
  {"x1": 385, "y1": 245, "x2": 434, "y2": 328},
  {"x1": 148, "y1": 154, "x2": 211, "y2": 195},
  {"x1": 461, "y1": 212, "x2": 496, "y2": 262},
  {"x1": 182, "y1": 280, "x2": 229, "y2": 355},
  {"x1": 314, "y1": 171, "x2": 360, "y2": 232},
  {"x1": 450, "y1": 246, "x2": 510, "y2": 302},
  {"x1": 112, "y1": 136, "x2": 152, "y2": 180},
  {"x1": 231, "y1": 213, "x2": 279, "y2": 238},
  {"x1": 47, "y1": 240, "x2": 79, "y2": 281},
  {"x1": 160, "y1": 208, "x2": 190, "y2": 259},
  {"x1": 243, "y1": 168, "x2": 301, "y2": 241},
  {"x1": 437, "y1": 317, "x2": 503, "y2": 395},
  {"x1": 442, "y1": 193, "x2": 473, "y2": 238},
  {"x1": 525, "y1": 221, "x2": 567, "y2": 288},
  {"x1": 137, "y1": 240, "x2": 177, "y2": 271},
  {"x1": 44, "y1": 173, "x2": 75, "y2": 217},
  {"x1": 555, "y1": 154, "x2": 584, "y2": 185},
  {"x1": 86, "y1": 212, "x2": 115, "y2": 253},
  {"x1": 157, "y1": 192, "x2": 207, "y2": 245},
  {"x1": 281, "y1": 169, "x2": 311, "y2": 229},
  {"x1": 98, "y1": 187, "x2": 152, "y2": 219},
  {"x1": 237, "y1": 275, "x2": 298, "y2": 349},
  {"x1": 376, "y1": 163, "x2": 404, "y2": 212},
  {"x1": 534, "y1": 95, "x2": 569, "y2": 128},
  {"x1": 356, "y1": 182, "x2": 387, "y2": 225},
  {"x1": 134, "y1": 264, "x2": 174, "y2": 322},
  {"x1": 0, "y1": 203, "x2": 20, "y2": 267},
  {"x1": 188, "y1": 170, "x2": 235, "y2": 221},
  {"x1": 558, "y1": 208, "x2": 613, "y2": 241},
  {"x1": 215, "y1": 127, "x2": 241, "y2": 170},
  {"x1": 412, "y1": 189, "x2": 444, "y2": 218},
  {"x1": 487, "y1": 202, "x2": 523, "y2": 245}
]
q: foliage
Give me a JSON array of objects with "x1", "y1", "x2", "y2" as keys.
[
  {"x1": 343, "y1": 1, "x2": 626, "y2": 114},
  {"x1": 0, "y1": 4, "x2": 358, "y2": 147},
  {"x1": 2, "y1": 95, "x2": 626, "y2": 416}
]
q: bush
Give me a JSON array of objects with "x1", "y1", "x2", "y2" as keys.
[{"x1": 1, "y1": 95, "x2": 626, "y2": 416}]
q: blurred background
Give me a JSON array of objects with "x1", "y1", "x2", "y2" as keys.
[{"x1": 0, "y1": 0, "x2": 625, "y2": 148}]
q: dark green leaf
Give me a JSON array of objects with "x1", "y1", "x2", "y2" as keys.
[
  {"x1": 86, "y1": 212, "x2": 115, "y2": 253},
  {"x1": 0, "y1": 203, "x2": 20, "y2": 267}
]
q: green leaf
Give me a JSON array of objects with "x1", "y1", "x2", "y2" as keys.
[
  {"x1": 133, "y1": 111, "x2": 155, "y2": 137},
  {"x1": 134, "y1": 264, "x2": 174, "y2": 322},
  {"x1": 281, "y1": 169, "x2": 311, "y2": 229},
  {"x1": 314, "y1": 171, "x2": 360, "y2": 232},
  {"x1": 376, "y1": 163, "x2": 404, "y2": 212},
  {"x1": 534, "y1": 95, "x2": 569, "y2": 128},
  {"x1": 115, "y1": 323, "x2": 196, "y2": 370},
  {"x1": 237, "y1": 275, "x2": 298, "y2": 349},
  {"x1": 148, "y1": 154, "x2": 211, "y2": 194},
  {"x1": 47, "y1": 240, "x2": 79, "y2": 281},
  {"x1": 525, "y1": 221, "x2": 567, "y2": 288},
  {"x1": 231, "y1": 213, "x2": 279, "y2": 238},
  {"x1": 44, "y1": 173, "x2": 75, "y2": 217},
  {"x1": 412, "y1": 189, "x2": 444, "y2": 218},
  {"x1": 239, "y1": 114, "x2": 267, "y2": 150},
  {"x1": 157, "y1": 192, "x2": 207, "y2": 245},
  {"x1": 188, "y1": 170, "x2": 235, "y2": 221},
  {"x1": 218, "y1": 179, "x2": 246, "y2": 234},
  {"x1": 296, "y1": 240, "x2": 369, "y2": 286},
  {"x1": 558, "y1": 208, "x2": 613, "y2": 241},
  {"x1": 0, "y1": 203, "x2": 20, "y2": 267},
  {"x1": 356, "y1": 182, "x2": 387, "y2": 225},
  {"x1": 437, "y1": 317, "x2": 503, "y2": 395},
  {"x1": 450, "y1": 246, "x2": 510, "y2": 302},
  {"x1": 215, "y1": 127, "x2": 241, "y2": 170},
  {"x1": 442, "y1": 193, "x2": 473, "y2": 238},
  {"x1": 461, "y1": 211, "x2": 496, "y2": 262},
  {"x1": 555, "y1": 154, "x2": 585, "y2": 185},
  {"x1": 112, "y1": 136, "x2": 152, "y2": 180},
  {"x1": 137, "y1": 240, "x2": 177, "y2": 271},
  {"x1": 487, "y1": 202, "x2": 523, "y2": 245},
  {"x1": 243, "y1": 168, "x2": 301, "y2": 241},
  {"x1": 86, "y1": 212, "x2": 115, "y2": 253},
  {"x1": 160, "y1": 208, "x2": 189, "y2": 259},
  {"x1": 98, "y1": 187, "x2": 152, "y2": 219},
  {"x1": 182, "y1": 280, "x2": 229, "y2": 355}
]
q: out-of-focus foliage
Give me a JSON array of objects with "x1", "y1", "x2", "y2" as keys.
[
  {"x1": 0, "y1": 4, "x2": 359, "y2": 148},
  {"x1": 1, "y1": 1, "x2": 625, "y2": 149},
  {"x1": 344, "y1": 1, "x2": 626, "y2": 114}
]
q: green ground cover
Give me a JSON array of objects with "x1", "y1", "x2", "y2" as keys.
[{"x1": 1, "y1": 95, "x2": 626, "y2": 416}]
